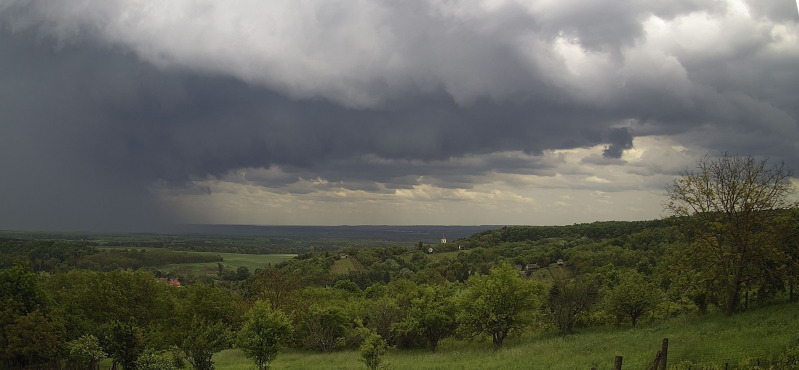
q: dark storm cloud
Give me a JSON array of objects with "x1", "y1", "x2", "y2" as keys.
[
  {"x1": 0, "y1": 29, "x2": 613, "y2": 230},
  {"x1": 0, "y1": 0, "x2": 797, "y2": 230},
  {"x1": 602, "y1": 128, "x2": 634, "y2": 159}
]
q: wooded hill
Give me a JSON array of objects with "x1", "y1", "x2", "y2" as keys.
[{"x1": 1, "y1": 212, "x2": 798, "y2": 369}]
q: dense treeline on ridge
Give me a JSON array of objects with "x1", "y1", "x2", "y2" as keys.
[{"x1": 2, "y1": 213, "x2": 798, "y2": 369}]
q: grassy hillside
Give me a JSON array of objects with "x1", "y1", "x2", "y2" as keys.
[
  {"x1": 210, "y1": 301, "x2": 799, "y2": 369},
  {"x1": 330, "y1": 257, "x2": 366, "y2": 275}
]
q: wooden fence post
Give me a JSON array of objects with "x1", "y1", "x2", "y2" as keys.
[
  {"x1": 614, "y1": 356, "x2": 623, "y2": 370},
  {"x1": 649, "y1": 338, "x2": 669, "y2": 370}
]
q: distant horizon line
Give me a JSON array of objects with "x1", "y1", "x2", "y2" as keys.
[{"x1": 1, "y1": 218, "x2": 664, "y2": 235}]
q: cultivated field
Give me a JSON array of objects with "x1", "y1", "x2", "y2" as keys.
[{"x1": 160, "y1": 252, "x2": 297, "y2": 275}]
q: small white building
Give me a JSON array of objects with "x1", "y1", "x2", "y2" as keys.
[{"x1": 441, "y1": 234, "x2": 447, "y2": 244}]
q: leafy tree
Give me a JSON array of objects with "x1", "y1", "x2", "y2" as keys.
[
  {"x1": 103, "y1": 270, "x2": 174, "y2": 328},
  {"x1": 665, "y1": 154, "x2": 796, "y2": 315},
  {"x1": 103, "y1": 319, "x2": 145, "y2": 370},
  {"x1": 299, "y1": 305, "x2": 351, "y2": 352},
  {"x1": 393, "y1": 285, "x2": 457, "y2": 352},
  {"x1": 249, "y1": 267, "x2": 301, "y2": 312},
  {"x1": 237, "y1": 266, "x2": 251, "y2": 281},
  {"x1": 457, "y1": 263, "x2": 545, "y2": 347},
  {"x1": 605, "y1": 271, "x2": 659, "y2": 327},
  {"x1": 217, "y1": 263, "x2": 237, "y2": 281},
  {"x1": 547, "y1": 277, "x2": 599, "y2": 334},
  {"x1": 365, "y1": 296, "x2": 404, "y2": 346},
  {"x1": 359, "y1": 331, "x2": 387, "y2": 370},
  {"x1": 237, "y1": 300, "x2": 292, "y2": 370},
  {"x1": 181, "y1": 317, "x2": 231, "y2": 370},
  {"x1": 3, "y1": 310, "x2": 63, "y2": 368},
  {"x1": 0, "y1": 261, "x2": 47, "y2": 316},
  {"x1": 66, "y1": 334, "x2": 105, "y2": 370},
  {"x1": 1, "y1": 261, "x2": 52, "y2": 367},
  {"x1": 41, "y1": 269, "x2": 176, "y2": 349},
  {"x1": 177, "y1": 283, "x2": 241, "y2": 328}
]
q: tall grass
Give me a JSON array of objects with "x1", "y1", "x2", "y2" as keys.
[{"x1": 211, "y1": 301, "x2": 799, "y2": 369}]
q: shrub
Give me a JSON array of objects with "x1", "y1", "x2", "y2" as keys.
[
  {"x1": 299, "y1": 306, "x2": 350, "y2": 352},
  {"x1": 360, "y1": 332, "x2": 387, "y2": 370}
]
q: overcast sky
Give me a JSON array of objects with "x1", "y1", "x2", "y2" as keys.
[{"x1": 1, "y1": 0, "x2": 798, "y2": 232}]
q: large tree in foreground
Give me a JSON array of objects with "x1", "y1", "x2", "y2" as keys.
[
  {"x1": 605, "y1": 271, "x2": 659, "y2": 327},
  {"x1": 665, "y1": 153, "x2": 796, "y2": 316},
  {"x1": 458, "y1": 263, "x2": 544, "y2": 347},
  {"x1": 393, "y1": 285, "x2": 457, "y2": 352},
  {"x1": 181, "y1": 318, "x2": 231, "y2": 370},
  {"x1": 547, "y1": 277, "x2": 598, "y2": 333},
  {"x1": 237, "y1": 300, "x2": 292, "y2": 370}
]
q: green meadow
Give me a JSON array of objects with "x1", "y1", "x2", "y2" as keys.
[
  {"x1": 95, "y1": 246, "x2": 297, "y2": 275},
  {"x1": 161, "y1": 252, "x2": 297, "y2": 275},
  {"x1": 330, "y1": 257, "x2": 366, "y2": 275},
  {"x1": 204, "y1": 301, "x2": 799, "y2": 370}
]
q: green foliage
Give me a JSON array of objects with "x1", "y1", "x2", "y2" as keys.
[
  {"x1": 228, "y1": 301, "x2": 799, "y2": 370},
  {"x1": 7, "y1": 215, "x2": 799, "y2": 368},
  {"x1": 237, "y1": 300, "x2": 292, "y2": 370},
  {"x1": 393, "y1": 285, "x2": 458, "y2": 352},
  {"x1": 359, "y1": 331, "x2": 387, "y2": 370},
  {"x1": 0, "y1": 261, "x2": 47, "y2": 316},
  {"x1": 87, "y1": 248, "x2": 224, "y2": 270},
  {"x1": 299, "y1": 305, "x2": 351, "y2": 352},
  {"x1": 0, "y1": 239, "x2": 98, "y2": 271},
  {"x1": 461, "y1": 221, "x2": 668, "y2": 248},
  {"x1": 458, "y1": 263, "x2": 545, "y2": 347},
  {"x1": 665, "y1": 154, "x2": 797, "y2": 316},
  {"x1": 177, "y1": 283, "x2": 241, "y2": 327},
  {"x1": 102, "y1": 319, "x2": 145, "y2": 370},
  {"x1": 1, "y1": 261, "x2": 55, "y2": 368},
  {"x1": 772, "y1": 345, "x2": 799, "y2": 368},
  {"x1": 547, "y1": 277, "x2": 599, "y2": 333},
  {"x1": 248, "y1": 267, "x2": 302, "y2": 312},
  {"x1": 135, "y1": 347, "x2": 177, "y2": 370},
  {"x1": 42, "y1": 269, "x2": 175, "y2": 344},
  {"x1": 334, "y1": 279, "x2": 363, "y2": 295},
  {"x1": 365, "y1": 296, "x2": 404, "y2": 346},
  {"x1": 181, "y1": 317, "x2": 231, "y2": 370},
  {"x1": 236, "y1": 265, "x2": 251, "y2": 280},
  {"x1": 66, "y1": 334, "x2": 105, "y2": 369},
  {"x1": 218, "y1": 262, "x2": 238, "y2": 280},
  {"x1": 3, "y1": 309, "x2": 63, "y2": 368},
  {"x1": 605, "y1": 271, "x2": 660, "y2": 327}
]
